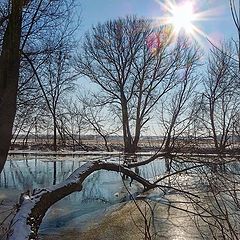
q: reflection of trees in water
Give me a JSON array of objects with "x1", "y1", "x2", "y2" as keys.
[
  {"x1": 0, "y1": 158, "x2": 126, "y2": 204},
  {"x1": 9, "y1": 161, "x2": 16, "y2": 188},
  {"x1": 9, "y1": 161, "x2": 26, "y2": 190},
  {"x1": 53, "y1": 161, "x2": 57, "y2": 185},
  {"x1": 137, "y1": 158, "x2": 165, "y2": 181},
  {"x1": 0, "y1": 168, "x2": 7, "y2": 188},
  {"x1": 82, "y1": 171, "x2": 108, "y2": 203},
  {"x1": 0, "y1": 159, "x2": 84, "y2": 191},
  {"x1": 165, "y1": 157, "x2": 172, "y2": 174},
  {"x1": 81, "y1": 170, "x2": 124, "y2": 203}
]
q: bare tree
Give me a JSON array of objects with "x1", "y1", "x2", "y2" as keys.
[
  {"x1": 75, "y1": 16, "x2": 199, "y2": 154},
  {"x1": 0, "y1": 0, "x2": 26, "y2": 174},
  {"x1": 12, "y1": 62, "x2": 45, "y2": 148},
  {"x1": 201, "y1": 43, "x2": 239, "y2": 152},
  {"x1": 159, "y1": 46, "x2": 200, "y2": 152},
  {"x1": 56, "y1": 98, "x2": 91, "y2": 151},
  {"x1": 37, "y1": 48, "x2": 77, "y2": 151},
  {"x1": 0, "y1": 0, "x2": 80, "y2": 173}
]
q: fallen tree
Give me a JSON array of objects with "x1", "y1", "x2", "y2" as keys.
[{"x1": 7, "y1": 160, "x2": 156, "y2": 240}]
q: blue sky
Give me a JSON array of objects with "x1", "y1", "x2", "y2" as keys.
[
  {"x1": 77, "y1": 0, "x2": 238, "y2": 90},
  {"x1": 79, "y1": 0, "x2": 237, "y2": 47}
]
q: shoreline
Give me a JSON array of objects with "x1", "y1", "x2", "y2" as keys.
[{"x1": 8, "y1": 149, "x2": 240, "y2": 159}]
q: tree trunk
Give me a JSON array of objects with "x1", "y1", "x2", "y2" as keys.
[
  {"x1": 0, "y1": 0, "x2": 23, "y2": 174},
  {"x1": 209, "y1": 102, "x2": 219, "y2": 151},
  {"x1": 164, "y1": 135, "x2": 171, "y2": 152},
  {"x1": 53, "y1": 116, "x2": 57, "y2": 151},
  {"x1": 164, "y1": 127, "x2": 174, "y2": 153},
  {"x1": 121, "y1": 94, "x2": 134, "y2": 153},
  {"x1": 102, "y1": 135, "x2": 110, "y2": 152},
  {"x1": 132, "y1": 118, "x2": 141, "y2": 154},
  {"x1": 8, "y1": 160, "x2": 154, "y2": 240}
]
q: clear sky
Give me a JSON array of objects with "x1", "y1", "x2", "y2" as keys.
[{"x1": 80, "y1": 0, "x2": 237, "y2": 48}]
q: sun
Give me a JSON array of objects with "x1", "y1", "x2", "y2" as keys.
[
  {"x1": 151, "y1": 0, "x2": 222, "y2": 48},
  {"x1": 170, "y1": 1, "x2": 195, "y2": 34},
  {"x1": 153, "y1": 0, "x2": 220, "y2": 45}
]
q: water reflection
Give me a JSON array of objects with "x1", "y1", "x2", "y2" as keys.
[
  {"x1": 0, "y1": 156, "x2": 167, "y2": 235},
  {"x1": 0, "y1": 158, "x2": 82, "y2": 192},
  {"x1": 0, "y1": 156, "x2": 187, "y2": 236},
  {"x1": 1, "y1": 155, "x2": 239, "y2": 239}
]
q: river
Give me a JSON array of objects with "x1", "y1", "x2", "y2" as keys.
[{"x1": 0, "y1": 154, "x2": 239, "y2": 239}]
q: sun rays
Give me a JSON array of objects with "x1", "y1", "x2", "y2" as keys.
[{"x1": 152, "y1": 0, "x2": 221, "y2": 46}]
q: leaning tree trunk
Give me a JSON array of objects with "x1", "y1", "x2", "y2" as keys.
[
  {"x1": 0, "y1": 0, "x2": 24, "y2": 174},
  {"x1": 8, "y1": 160, "x2": 155, "y2": 240}
]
